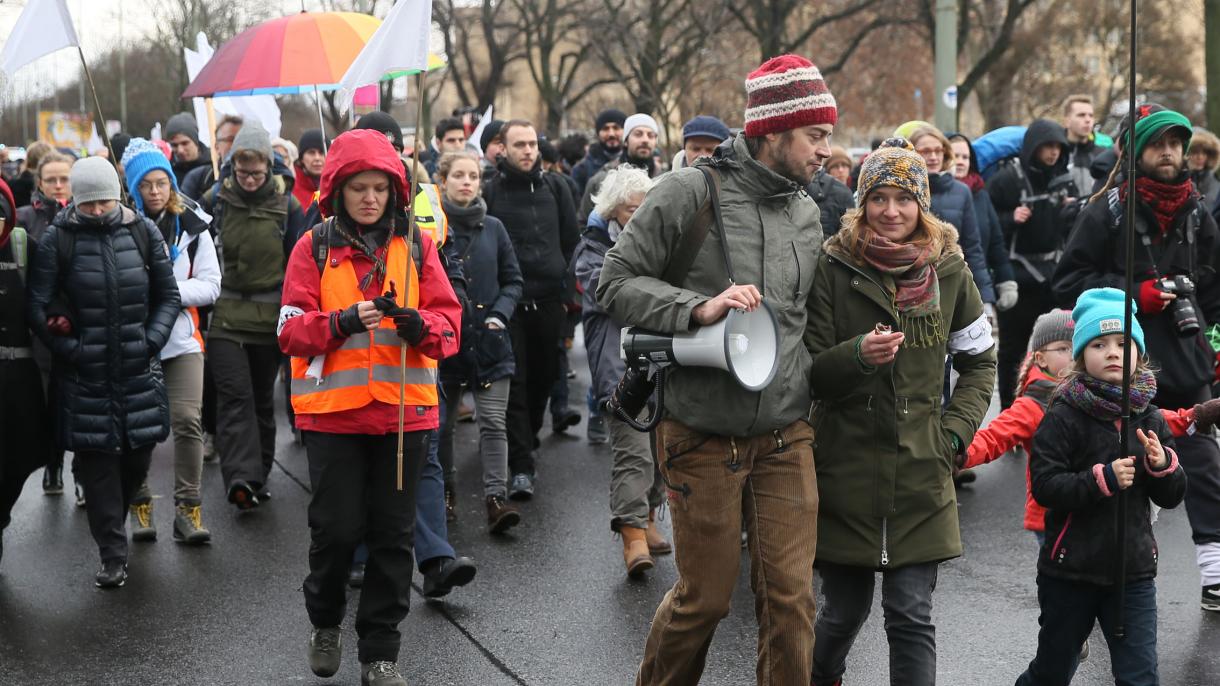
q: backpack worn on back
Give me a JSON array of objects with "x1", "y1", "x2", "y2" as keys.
[
  {"x1": 8, "y1": 226, "x2": 28, "y2": 283},
  {"x1": 56, "y1": 220, "x2": 152, "y2": 272}
]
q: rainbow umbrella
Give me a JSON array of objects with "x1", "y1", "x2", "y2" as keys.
[{"x1": 182, "y1": 11, "x2": 444, "y2": 98}]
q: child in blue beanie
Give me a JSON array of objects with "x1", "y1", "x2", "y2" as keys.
[{"x1": 1015, "y1": 288, "x2": 1187, "y2": 685}]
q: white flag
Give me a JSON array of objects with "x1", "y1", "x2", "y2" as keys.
[
  {"x1": 185, "y1": 33, "x2": 283, "y2": 147},
  {"x1": 468, "y1": 105, "x2": 494, "y2": 156},
  {"x1": 0, "y1": 0, "x2": 80, "y2": 84},
  {"x1": 336, "y1": 0, "x2": 433, "y2": 113}
]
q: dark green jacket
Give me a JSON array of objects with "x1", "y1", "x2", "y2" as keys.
[
  {"x1": 597, "y1": 134, "x2": 823, "y2": 437},
  {"x1": 807, "y1": 223, "x2": 996, "y2": 569}
]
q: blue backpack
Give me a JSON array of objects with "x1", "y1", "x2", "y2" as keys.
[{"x1": 973, "y1": 126, "x2": 1027, "y2": 180}]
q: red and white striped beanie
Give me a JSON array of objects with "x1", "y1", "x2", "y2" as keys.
[{"x1": 743, "y1": 54, "x2": 837, "y2": 137}]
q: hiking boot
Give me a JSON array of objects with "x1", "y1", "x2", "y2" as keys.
[
  {"x1": 348, "y1": 562, "x2": 365, "y2": 588},
  {"x1": 361, "y1": 661, "x2": 407, "y2": 686},
  {"x1": 130, "y1": 501, "x2": 156, "y2": 542},
  {"x1": 586, "y1": 414, "x2": 608, "y2": 445},
  {"x1": 75, "y1": 482, "x2": 87, "y2": 508},
  {"x1": 94, "y1": 559, "x2": 128, "y2": 589},
  {"x1": 444, "y1": 485, "x2": 457, "y2": 523},
  {"x1": 551, "y1": 409, "x2": 581, "y2": 434},
  {"x1": 1204, "y1": 583, "x2": 1220, "y2": 612},
  {"x1": 42, "y1": 465, "x2": 63, "y2": 495},
  {"x1": 422, "y1": 556, "x2": 477, "y2": 598},
  {"x1": 307, "y1": 626, "x2": 342, "y2": 678},
  {"x1": 173, "y1": 503, "x2": 211, "y2": 545},
  {"x1": 508, "y1": 473, "x2": 534, "y2": 501},
  {"x1": 622, "y1": 527, "x2": 654, "y2": 578},
  {"x1": 645, "y1": 509, "x2": 672, "y2": 555},
  {"x1": 227, "y1": 481, "x2": 260, "y2": 511},
  {"x1": 202, "y1": 433, "x2": 217, "y2": 463},
  {"x1": 486, "y1": 495, "x2": 521, "y2": 534}
]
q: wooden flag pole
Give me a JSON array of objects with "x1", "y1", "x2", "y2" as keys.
[
  {"x1": 397, "y1": 70, "x2": 428, "y2": 492},
  {"x1": 205, "y1": 97, "x2": 220, "y2": 178},
  {"x1": 75, "y1": 46, "x2": 123, "y2": 200}
]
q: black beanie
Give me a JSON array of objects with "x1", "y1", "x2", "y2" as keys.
[
  {"x1": 353, "y1": 112, "x2": 404, "y2": 152},
  {"x1": 297, "y1": 128, "x2": 330, "y2": 156},
  {"x1": 110, "y1": 133, "x2": 132, "y2": 164},
  {"x1": 595, "y1": 109, "x2": 627, "y2": 132},
  {"x1": 480, "y1": 120, "x2": 505, "y2": 153}
]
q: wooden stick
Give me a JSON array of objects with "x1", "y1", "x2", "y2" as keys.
[
  {"x1": 75, "y1": 47, "x2": 125, "y2": 203},
  {"x1": 205, "y1": 97, "x2": 219, "y2": 179},
  {"x1": 397, "y1": 70, "x2": 428, "y2": 492}
]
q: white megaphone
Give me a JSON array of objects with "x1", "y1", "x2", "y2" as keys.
[{"x1": 620, "y1": 301, "x2": 780, "y2": 391}]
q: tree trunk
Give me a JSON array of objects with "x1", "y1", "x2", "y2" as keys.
[{"x1": 1208, "y1": 0, "x2": 1220, "y2": 129}]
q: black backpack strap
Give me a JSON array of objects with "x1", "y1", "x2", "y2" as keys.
[
  {"x1": 56, "y1": 225, "x2": 75, "y2": 272},
  {"x1": 311, "y1": 218, "x2": 334, "y2": 276},
  {"x1": 129, "y1": 220, "x2": 151, "y2": 268},
  {"x1": 661, "y1": 167, "x2": 724, "y2": 287}
]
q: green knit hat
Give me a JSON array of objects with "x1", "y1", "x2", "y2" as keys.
[
  {"x1": 856, "y1": 137, "x2": 930, "y2": 212},
  {"x1": 1133, "y1": 109, "x2": 1193, "y2": 159}
]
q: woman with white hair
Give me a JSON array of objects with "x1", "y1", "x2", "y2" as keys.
[
  {"x1": 272, "y1": 137, "x2": 299, "y2": 176},
  {"x1": 574, "y1": 166, "x2": 671, "y2": 577}
]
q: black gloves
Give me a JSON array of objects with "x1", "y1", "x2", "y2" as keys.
[
  {"x1": 394, "y1": 309, "x2": 428, "y2": 346},
  {"x1": 333, "y1": 303, "x2": 366, "y2": 337},
  {"x1": 373, "y1": 283, "x2": 399, "y2": 314}
]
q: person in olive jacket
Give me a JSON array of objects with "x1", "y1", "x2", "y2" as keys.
[
  {"x1": 26, "y1": 158, "x2": 180, "y2": 589},
  {"x1": 806, "y1": 139, "x2": 996, "y2": 686}
]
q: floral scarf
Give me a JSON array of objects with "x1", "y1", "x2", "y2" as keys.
[
  {"x1": 859, "y1": 233, "x2": 945, "y2": 348},
  {"x1": 1057, "y1": 368, "x2": 1157, "y2": 422}
]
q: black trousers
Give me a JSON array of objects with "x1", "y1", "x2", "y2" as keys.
[
  {"x1": 506, "y1": 300, "x2": 565, "y2": 477},
  {"x1": 302, "y1": 430, "x2": 428, "y2": 663},
  {"x1": 997, "y1": 280, "x2": 1057, "y2": 408},
  {"x1": 1155, "y1": 387, "x2": 1220, "y2": 545},
  {"x1": 0, "y1": 360, "x2": 52, "y2": 531},
  {"x1": 75, "y1": 446, "x2": 154, "y2": 562},
  {"x1": 210, "y1": 339, "x2": 280, "y2": 489}
]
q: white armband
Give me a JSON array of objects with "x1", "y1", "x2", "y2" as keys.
[
  {"x1": 947, "y1": 313, "x2": 994, "y2": 356},
  {"x1": 278, "y1": 305, "x2": 305, "y2": 336}
]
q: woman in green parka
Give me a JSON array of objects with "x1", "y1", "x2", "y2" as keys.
[{"x1": 805, "y1": 138, "x2": 997, "y2": 686}]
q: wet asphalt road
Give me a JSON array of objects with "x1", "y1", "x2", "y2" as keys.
[{"x1": 1, "y1": 337, "x2": 1218, "y2": 685}]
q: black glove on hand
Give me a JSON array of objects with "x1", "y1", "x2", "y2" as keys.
[
  {"x1": 394, "y1": 308, "x2": 428, "y2": 346},
  {"x1": 334, "y1": 303, "x2": 366, "y2": 337},
  {"x1": 373, "y1": 283, "x2": 401, "y2": 315}
]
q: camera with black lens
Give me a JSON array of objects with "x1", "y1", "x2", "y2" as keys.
[{"x1": 1160, "y1": 275, "x2": 1200, "y2": 337}]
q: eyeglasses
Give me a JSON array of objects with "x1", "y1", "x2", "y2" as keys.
[
  {"x1": 1042, "y1": 346, "x2": 1072, "y2": 354},
  {"x1": 234, "y1": 169, "x2": 267, "y2": 182},
  {"x1": 138, "y1": 179, "x2": 171, "y2": 193}
]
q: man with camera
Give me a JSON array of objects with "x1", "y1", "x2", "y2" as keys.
[
  {"x1": 597, "y1": 54, "x2": 832, "y2": 685},
  {"x1": 1054, "y1": 107, "x2": 1220, "y2": 614}
]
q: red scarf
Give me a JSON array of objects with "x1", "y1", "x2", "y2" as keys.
[
  {"x1": 1120, "y1": 176, "x2": 1193, "y2": 235},
  {"x1": 961, "y1": 171, "x2": 985, "y2": 194}
]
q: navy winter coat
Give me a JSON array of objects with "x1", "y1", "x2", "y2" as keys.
[
  {"x1": 26, "y1": 205, "x2": 180, "y2": 452},
  {"x1": 930, "y1": 172, "x2": 995, "y2": 303}
]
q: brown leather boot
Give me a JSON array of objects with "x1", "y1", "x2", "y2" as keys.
[
  {"x1": 485, "y1": 495, "x2": 521, "y2": 534},
  {"x1": 622, "y1": 526, "x2": 654, "y2": 577},
  {"x1": 645, "y1": 509, "x2": 672, "y2": 555}
]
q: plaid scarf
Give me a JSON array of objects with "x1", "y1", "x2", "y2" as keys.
[
  {"x1": 1057, "y1": 368, "x2": 1157, "y2": 422},
  {"x1": 1121, "y1": 175, "x2": 1193, "y2": 236},
  {"x1": 859, "y1": 233, "x2": 945, "y2": 348}
]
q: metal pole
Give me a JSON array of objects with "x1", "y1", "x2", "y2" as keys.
[
  {"x1": 1116, "y1": 0, "x2": 1139, "y2": 642},
  {"x1": 1208, "y1": 0, "x2": 1220, "y2": 128},
  {"x1": 396, "y1": 70, "x2": 427, "y2": 492},
  {"x1": 313, "y1": 84, "x2": 329, "y2": 153},
  {"x1": 933, "y1": 0, "x2": 958, "y2": 131}
]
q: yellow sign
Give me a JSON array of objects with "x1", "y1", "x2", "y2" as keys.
[{"x1": 38, "y1": 111, "x2": 93, "y2": 150}]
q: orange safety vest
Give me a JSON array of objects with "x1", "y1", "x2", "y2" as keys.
[{"x1": 290, "y1": 232, "x2": 438, "y2": 415}]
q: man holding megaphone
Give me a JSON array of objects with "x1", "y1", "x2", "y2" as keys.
[{"x1": 598, "y1": 54, "x2": 834, "y2": 686}]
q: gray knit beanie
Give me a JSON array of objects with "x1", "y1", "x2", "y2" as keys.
[
  {"x1": 1027, "y1": 309, "x2": 1075, "y2": 353},
  {"x1": 165, "y1": 112, "x2": 200, "y2": 143},
  {"x1": 70, "y1": 157, "x2": 122, "y2": 204},
  {"x1": 232, "y1": 121, "x2": 273, "y2": 162}
]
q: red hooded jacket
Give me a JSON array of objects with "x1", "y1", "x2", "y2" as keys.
[
  {"x1": 0, "y1": 177, "x2": 16, "y2": 248},
  {"x1": 966, "y1": 364, "x2": 1196, "y2": 532},
  {"x1": 278, "y1": 129, "x2": 460, "y2": 435},
  {"x1": 292, "y1": 160, "x2": 321, "y2": 214}
]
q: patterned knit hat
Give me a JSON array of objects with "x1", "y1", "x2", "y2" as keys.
[
  {"x1": 743, "y1": 54, "x2": 837, "y2": 137},
  {"x1": 121, "y1": 137, "x2": 178, "y2": 216},
  {"x1": 1027, "y1": 309, "x2": 1074, "y2": 353},
  {"x1": 855, "y1": 138, "x2": 931, "y2": 212}
]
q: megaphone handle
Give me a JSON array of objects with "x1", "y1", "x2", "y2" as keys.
[{"x1": 616, "y1": 368, "x2": 667, "y2": 433}]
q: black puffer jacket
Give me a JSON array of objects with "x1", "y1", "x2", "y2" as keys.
[
  {"x1": 15, "y1": 190, "x2": 62, "y2": 243},
  {"x1": 805, "y1": 169, "x2": 855, "y2": 236},
  {"x1": 1052, "y1": 187, "x2": 1220, "y2": 396},
  {"x1": 1031, "y1": 399, "x2": 1186, "y2": 586},
  {"x1": 986, "y1": 119, "x2": 1078, "y2": 285},
  {"x1": 440, "y1": 197, "x2": 523, "y2": 387},
  {"x1": 483, "y1": 159, "x2": 579, "y2": 302},
  {"x1": 26, "y1": 205, "x2": 180, "y2": 452}
]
